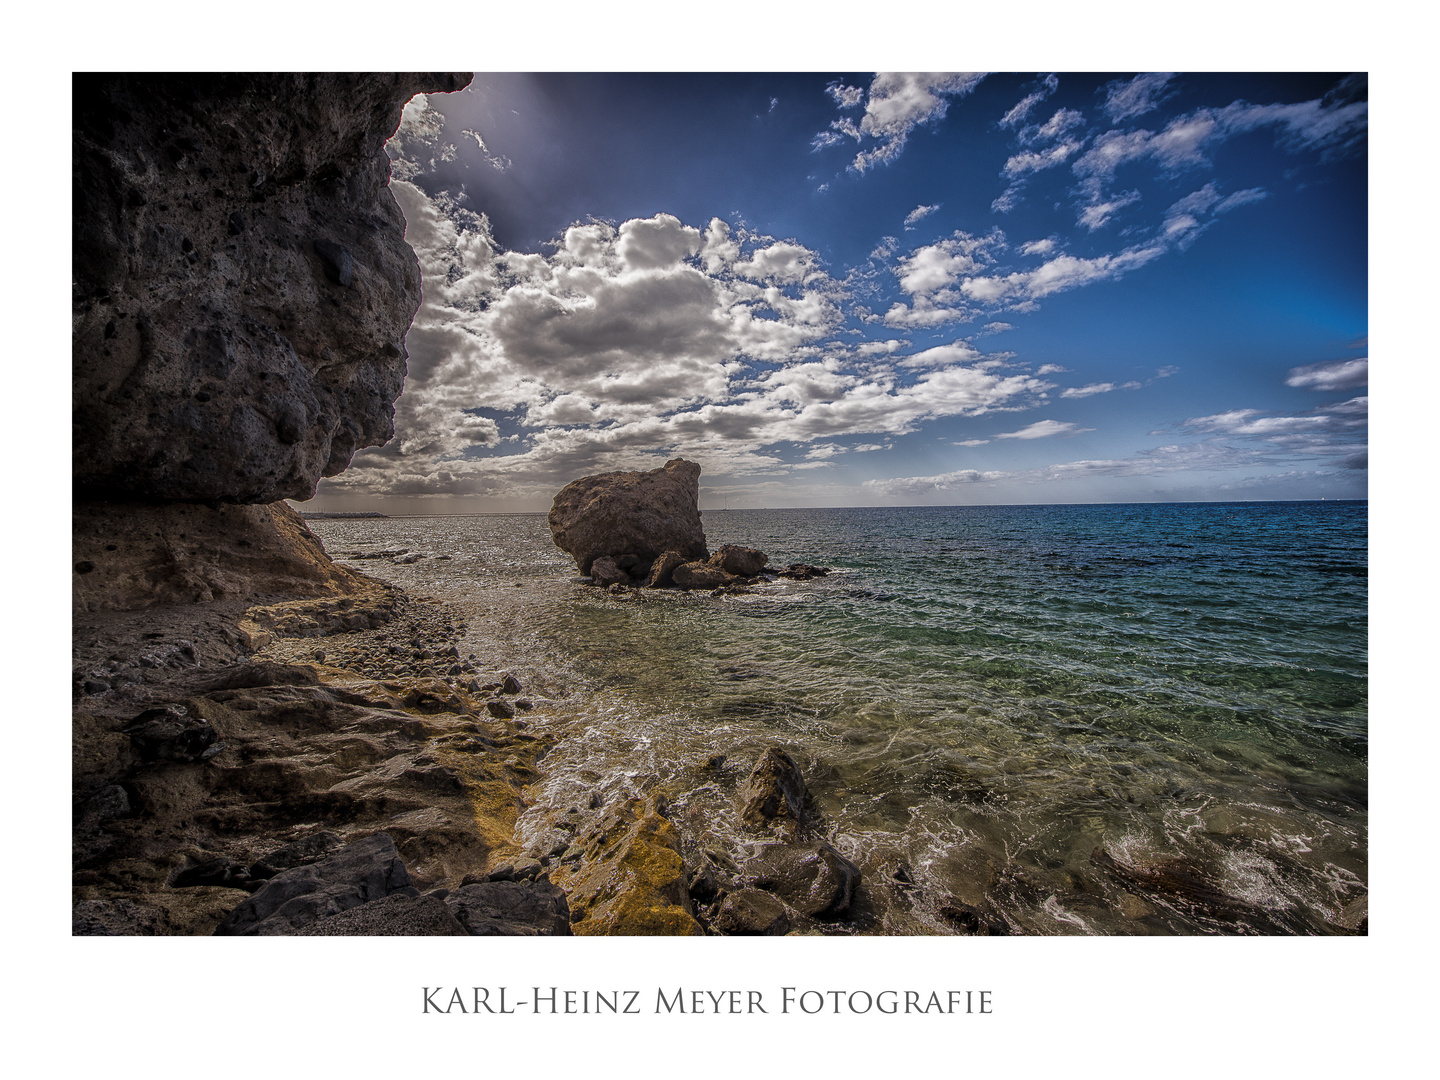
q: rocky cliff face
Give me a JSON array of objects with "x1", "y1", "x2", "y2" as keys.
[{"x1": 73, "y1": 73, "x2": 470, "y2": 504}]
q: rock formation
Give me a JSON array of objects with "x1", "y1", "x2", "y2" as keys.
[
  {"x1": 74, "y1": 73, "x2": 470, "y2": 505},
  {"x1": 548, "y1": 458, "x2": 709, "y2": 576}
]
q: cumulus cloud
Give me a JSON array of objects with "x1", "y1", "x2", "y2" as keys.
[
  {"x1": 1285, "y1": 357, "x2": 1369, "y2": 391},
  {"x1": 1003, "y1": 139, "x2": 1083, "y2": 178},
  {"x1": 322, "y1": 185, "x2": 1061, "y2": 502},
  {"x1": 815, "y1": 72, "x2": 987, "y2": 173}
]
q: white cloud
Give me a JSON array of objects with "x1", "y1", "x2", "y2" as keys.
[
  {"x1": 827, "y1": 81, "x2": 865, "y2": 108},
  {"x1": 1077, "y1": 189, "x2": 1141, "y2": 230},
  {"x1": 1019, "y1": 238, "x2": 1056, "y2": 256},
  {"x1": 1036, "y1": 364, "x2": 1067, "y2": 375},
  {"x1": 1000, "y1": 73, "x2": 1059, "y2": 128},
  {"x1": 996, "y1": 419, "x2": 1093, "y2": 439},
  {"x1": 1003, "y1": 138, "x2": 1082, "y2": 178},
  {"x1": 323, "y1": 187, "x2": 1062, "y2": 501},
  {"x1": 1060, "y1": 381, "x2": 1140, "y2": 398},
  {"x1": 904, "y1": 203, "x2": 941, "y2": 227},
  {"x1": 1103, "y1": 73, "x2": 1177, "y2": 121},
  {"x1": 1285, "y1": 357, "x2": 1369, "y2": 391},
  {"x1": 819, "y1": 72, "x2": 987, "y2": 173}
]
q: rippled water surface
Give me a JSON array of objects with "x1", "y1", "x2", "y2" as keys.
[{"x1": 310, "y1": 501, "x2": 1367, "y2": 935}]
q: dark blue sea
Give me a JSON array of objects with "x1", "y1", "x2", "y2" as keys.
[{"x1": 309, "y1": 500, "x2": 1368, "y2": 934}]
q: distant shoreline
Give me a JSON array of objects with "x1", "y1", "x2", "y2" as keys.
[{"x1": 298, "y1": 511, "x2": 390, "y2": 520}]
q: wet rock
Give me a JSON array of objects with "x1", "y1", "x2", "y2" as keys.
[
  {"x1": 672, "y1": 561, "x2": 736, "y2": 590},
  {"x1": 548, "y1": 797, "x2": 703, "y2": 936},
  {"x1": 590, "y1": 556, "x2": 628, "y2": 588},
  {"x1": 709, "y1": 544, "x2": 768, "y2": 577},
  {"x1": 709, "y1": 888, "x2": 816, "y2": 936},
  {"x1": 548, "y1": 458, "x2": 708, "y2": 576},
  {"x1": 500, "y1": 672, "x2": 523, "y2": 695},
  {"x1": 444, "y1": 880, "x2": 572, "y2": 936},
  {"x1": 777, "y1": 564, "x2": 831, "y2": 580},
  {"x1": 486, "y1": 698, "x2": 516, "y2": 720},
  {"x1": 214, "y1": 832, "x2": 413, "y2": 935},
  {"x1": 739, "y1": 747, "x2": 806, "y2": 840},
  {"x1": 293, "y1": 891, "x2": 468, "y2": 936},
  {"x1": 937, "y1": 898, "x2": 1012, "y2": 935},
  {"x1": 740, "y1": 841, "x2": 860, "y2": 919},
  {"x1": 123, "y1": 704, "x2": 223, "y2": 763}
]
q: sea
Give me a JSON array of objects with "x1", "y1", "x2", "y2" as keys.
[{"x1": 307, "y1": 500, "x2": 1368, "y2": 935}]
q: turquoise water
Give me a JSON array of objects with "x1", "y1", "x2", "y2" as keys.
[{"x1": 310, "y1": 500, "x2": 1367, "y2": 935}]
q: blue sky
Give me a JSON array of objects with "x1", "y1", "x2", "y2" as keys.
[{"x1": 310, "y1": 72, "x2": 1367, "y2": 513}]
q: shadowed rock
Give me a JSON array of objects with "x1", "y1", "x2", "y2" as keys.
[
  {"x1": 74, "y1": 73, "x2": 472, "y2": 504},
  {"x1": 672, "y1": 561, "x2": 737, "y2": 590},
  {"x1": 214, "y1": 832, "x2": 413, "y2": 935},
  {"x1": 548, "y1": 459, "x2": 708, "y2": 576},
  {"x1": 709, "y1": 888, "x2": 817, "y2": 935},
  {"x1": 444, "y1": 880, "x2": 572, "y2": 935}
]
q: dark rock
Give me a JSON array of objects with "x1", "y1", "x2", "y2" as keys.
[
  {"x1": 82, "y1": 785, "x2": 131, "y2": 820},
  {"x1": 248, "y1": 830, "x2": 344, "y2": 876},
  {"x1": 777, "y1": 564, "x2": 831, "y2": 580},
  {"x1": 709, "y1": 888, "x2": 816, "y2": 936},
  {"x1": 643, "y1": 549, "x2": 689, "y2": 588},
  {"x1": 937, "y1": 899, "x2": 1011, "y2": 935},
  {"x1": 548, "y1": 458, "x2": 708, "y2": 575},
  {"x1": 74, "y1": 73, "x2": 473, "y2": 505},
  {"x1": 214, "y1": 832, "x2": 412, "y2": 935},
  {"x1": 590, "y1": 556, "x2": 628, "y2": 587},
  {"x1": 444, "y1": 880, "x2": 572, "y2": 936},
  {"x1": 485, "y1": 698, "x2": 516, "y2": 719},
  {"x1": 470, "y1": 856, "x2": 543, "y2": 883},
  {"x1": 123, "y1": 704, "x2": 223, "y2": 762},
  {"x1": 672, "y1": 561, "x2": 736, "y2": 590},
  {"x1": 312, "y1": 239, "x2": 354, "y2": 286},
  {"x1": 740, "y1": 841, "x2": 860, "y2": 919},
  {"x1": 739, "y1": 747, "x2": 806, "y2": 839},
  {"x1": 292, "y1": 891, "x2": 468, "y2": 936},
  {"x1": 174, "y1": 858, "x2": 251, "y2": 888},
  {"x1": 709, "y1": 544, "x2": 768, "y2": 577}
]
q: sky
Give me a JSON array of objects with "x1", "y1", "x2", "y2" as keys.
[{"x1": 305, "y1": 72, "x2": 1368, "y2": 513}]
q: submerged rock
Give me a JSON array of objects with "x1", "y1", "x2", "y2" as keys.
[
  {"x1": 548, "y1": 458, "x2": 708, "y2": 576},
  {"x1": 709, "y1": 888, "x2": 816, "y2": 936}
]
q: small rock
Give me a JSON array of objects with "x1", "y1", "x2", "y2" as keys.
[
  {"x1": 739, "y1": 747, "x2": 806, "y2": 839},
  {"x1": 590, "y1": 556, "x2": 628, "y2": 588},
  {"x1": 500, "y1": 673, "x2": 523, "y2": 695},
  {"x1": 937, "y1": 898, "x2": 1011, "y2": 935},
  {"x1": 486, "y1": 698, "x2": 516, "y2": 719}
]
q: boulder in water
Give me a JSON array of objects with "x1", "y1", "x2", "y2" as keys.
[{"x1": 548, "y1": 459, "x2": 708, "y2": 575}]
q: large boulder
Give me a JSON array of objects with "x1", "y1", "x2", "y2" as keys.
[
  {"x1": 73, "y1": 73, "x2": 472, "y2": 504},
  {"x1": 548, "y1": 459, "x2": 708, "y2": 575}
]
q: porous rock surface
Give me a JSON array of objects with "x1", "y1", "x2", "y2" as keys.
[
  {"x1": 548, "y1": 458, "x2": 708, "y2": 576},
  {"x1": 74, "y1": 72, "x2": 471, "y2": 504}
]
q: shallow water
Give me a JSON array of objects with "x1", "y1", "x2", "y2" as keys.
[{"x1": 309, "y1": 501, "x2": 1367, "y2": 935}]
